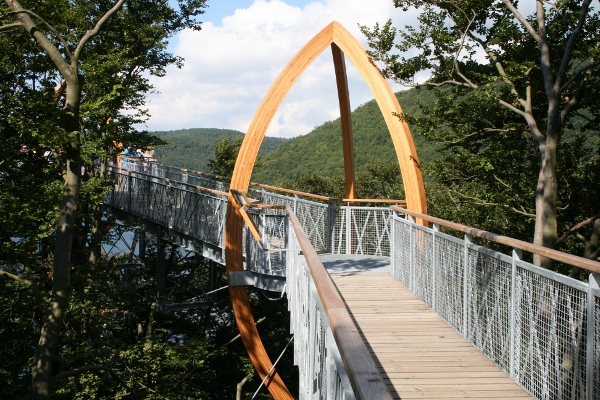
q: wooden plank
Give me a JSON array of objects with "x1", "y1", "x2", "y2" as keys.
[{"x1": 330, "y1": 272, "x2": 533, "y2": 399}]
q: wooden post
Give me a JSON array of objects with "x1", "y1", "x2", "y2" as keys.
[{"x1": 331, "y1": 43, "x2": 355, "y2": 203}]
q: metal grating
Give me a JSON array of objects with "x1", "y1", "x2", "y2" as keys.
[
  {"x1": 295, "y1": 200, "x2": 328, "y2": 252},
  {"x1": 594, "y1": 292, "x2": 600, "y2": 400},
  {"x1": 391, "y1": 217, "x2": 412, "y2": 288},
  {"x1": 349, "y1": 208, "x2": 393, "y2": 256},
  {"x1": 286, "y1": 217, "x2": 354, "y2": 399},
  {"x1": 465, "y1": 245, "x2": 512, "y2": 373},
  {"x1": 433, "y1": 232, "x2": 465, "y2": 332},
  {"x1": 331, "y1": 208, "x2": 347, "y2": 255},
  {"x1": 513, "y1": 264, "x2": 588, "y2": 399},
  {"x1": 411, "y1": 225, "x2": 434, "y2": 307}
]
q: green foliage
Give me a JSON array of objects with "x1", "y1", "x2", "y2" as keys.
[
  {"x1": 289, "y1": 161, "x2": 405, "y2": 204},
  {"x1": 252, "y1": 88, "x2": 440, "y2": 184},
  {"x1": 153, "y1": 128, "x2": 288, "y2": 173},
  {"x1": 360, "y1": 0, "x2": 600, "y2": 264}
]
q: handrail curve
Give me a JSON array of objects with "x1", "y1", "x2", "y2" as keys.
[{"x1": 391, "y1": 205, "x2": 600, "y2": 274}]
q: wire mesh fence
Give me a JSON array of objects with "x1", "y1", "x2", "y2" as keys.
[
  {"x1": 286, "y1": 221, "x2": 355, "y2": 400},
  {"x1": 245, "y1": 211, "x2": 287, "y2": 276},
  {"x1": 105, "y1": 168, "x2": 227, "y2": 248},
  {"x1": 391, "y1": 213, "x2": 600, "y2": 400},
  {"x1": 331, "y1": 207, "x2": 394, "y2": 256}
]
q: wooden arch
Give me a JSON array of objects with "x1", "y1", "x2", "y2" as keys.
[{"x1": 224, "y1": 21, "x2": 427, "y2": 399}]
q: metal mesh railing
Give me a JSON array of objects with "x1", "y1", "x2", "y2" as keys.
[
  {"x1": 390, "y1": 212, "x2": 600, "y2": 400},
  {"x1": 105, "y1": 168, "x2": 227, "y2": 248},
  {"x1": 245, "y1": 211, "x2": 287, "y2": 277},
  {"x1": 258, "y1": 190, "x2": 329, "y2": 252},
  {"x1": 513, "y1": 263, "x2": 588, "y2": 399},
  {"x1": 286, "y1": 218, "x2": 355, "y2": 400},
  {"x1": 465, "y1": 245, "x2": 512, "y2": 373},
  {"x1": 107, "y1": 159, "x2": 600, "y2": 400},
  {"x1": 331, "y1": 207, "x2": 393, "y2": 256},
  {"x1": 593, "y1": 290, "x2": 600, "y2": 400},
  {"x1": 433, "y1": 232, "x2": 464, "y2": 332}
]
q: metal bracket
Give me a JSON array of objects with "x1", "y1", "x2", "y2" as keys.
[{"x1": 229, "y1": 270, "x2": 286, "y2": 292}]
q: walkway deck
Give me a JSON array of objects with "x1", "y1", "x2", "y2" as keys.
[{"x1": 321, "y1": 256, "x2": 533, "y2": 399}]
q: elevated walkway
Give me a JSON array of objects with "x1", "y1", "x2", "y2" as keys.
[
  {"x1": 104, "y1": 160, "x2": 600, "y2": 400},
  {"x1": 331, "y1": 272, "x2": 532, "y2": 399}
]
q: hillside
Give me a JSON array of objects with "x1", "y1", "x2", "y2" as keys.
[
  {"x1": 251, "y1": 87, "x2": 439, "y2": 184},
  {"x1": 153, "y1": 128, "x2": 289, "y2": 171}
]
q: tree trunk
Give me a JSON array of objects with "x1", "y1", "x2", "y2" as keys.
[
  {"x1": 533, "y1": 107, "x2": 560, "y2": 269},
  {"x1": 32, "y1": 81, "x2": 82, "y2": 400}
]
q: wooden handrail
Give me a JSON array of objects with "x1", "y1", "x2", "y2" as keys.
[
  {"x1": 342, "y1": 198, "x2": 406, "y2": 204},
  {"x1": 286, "y1": 206, "x2": 393, "y2": 399},
  {"x1": 250, "y1": 182, "x2": 332, "y2": 201},
  {"x1": 390, "y1": 205, "x2": 600, "y2": 274}
]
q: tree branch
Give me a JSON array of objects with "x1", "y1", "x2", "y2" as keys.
[
  {"x1": 560, "y1": 85, "x2": 586, "y2": 123},
  {"x1": 501, "y1": 0, "x2": 542, "y2": 44},
  {"x1": 559, "y1": 59, "x2": 600, "y2": 94},
  {"x1": 0, "y1": 270, "x2": 31, "y2": 286},
  {"x1": 198, "y1": 317, "x2": 266, "y2": 367},
  {"x1": 553, "y1": 212, "x2": 600, "y2": 248},
  {"x1": 447, "y1": 189, "x2": 536, "y2": 217},
  {"x1": 448, "y1": 12, "x2": 478, "y2": 88},
  {"x1": 52, "y1": 364, "x2": 133, "y2": 396},
  {"x1": 53, "y1": 364, "x2": 109, "y2": 382},
  {"x1": 0, "y1": 22, "x2": 22, "y2": 31},
  {"x1": 73, "y1": 0, "x2": 127, "y2": 62},
  {"x1": 541, "y1": 0, "x2": 575, "y2": 30},
  {"x1": 535, "y1": 0, "x2": 556, "y2": 100},
  {"x1": 555, "y1": 0, "x2": 592, "y2": 91},
  {"x1": 8, "y1": 9, "x2": 73, "y2": 59},
  {"x1": 4, "y1": 0, "x2": 76, "y2": 83}
]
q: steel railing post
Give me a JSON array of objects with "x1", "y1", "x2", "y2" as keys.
[
  {"x1": 390, "y1": 215, "x2": 396, "y2": 279},
  {"x1": 326, "y1": 200, "x2": 333, "y2": 253},
  {"x1": 261, "y1": 213, "x2": 267, "y2": 274},
  {"x1": 127, "y1": 170, "x2": 132, "y2": 211},
  {"x1": 510, "y1": 248, "x2": 522, "y2": 380},
  {"x1": 463, "y1": 233, "x2": 473, "y2": 337},
  {"x1": 409, "y1": 215, "x2": 416, "y2": 291},
  {"x1": 345, "y1": 207, "x2": 351, "y2": 255},
  {"x1": 586, "y1": 273, "x2": 599, "y2": 400},
  {"x1": 432, "y1": 223, "x2": 439, "y2": 313},
  {"x1": 192, "y1": 188, "x2": 198, "y2": 237}
]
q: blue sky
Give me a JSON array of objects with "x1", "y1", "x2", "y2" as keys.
[
  {"x1": 204, "y1": 0, "x2": 314, "y2": 25},
  {"x1": 145, "y1": 0, "x2": 416, "y2": 137}
]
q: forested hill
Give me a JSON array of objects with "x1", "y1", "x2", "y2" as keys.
[
  {"x1": 251, "y1": 87, "x2": 439, "y2": 184},
  {"x1": 153, "y1": 128, "x2": 289, "y2": 171}
]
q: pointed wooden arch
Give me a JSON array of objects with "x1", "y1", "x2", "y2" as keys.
[{"x1": 224, "y1": 21, "x2": 427, "y2": 399}]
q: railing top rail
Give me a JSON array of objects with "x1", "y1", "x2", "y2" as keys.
[
  {"x1": 116, "y1": 159, "x2": 407, "y2": 204},
  {"x1": 109, "y1": 165, "x2": 228, "y2": 197},
  {"x1": 286, "y1": 205, "x2": 392, "y2": 399},
  {"x1": 391, "y1": 205, "x2": 600, "y2": 274}
]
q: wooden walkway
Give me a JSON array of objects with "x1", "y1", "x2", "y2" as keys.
[{"x1": 329, "y1": 272, "x2": 533, "y2": 399}]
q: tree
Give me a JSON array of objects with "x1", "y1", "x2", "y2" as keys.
[
  {"x1": 0, "y1": 1, "x2": 206, "y2": 397},
  {"x1": 361, "y1": 0, "x2": 600, "y2": 268},
  {"x1": 208, "y1": 136, "x2": 263, "y2": 177}
]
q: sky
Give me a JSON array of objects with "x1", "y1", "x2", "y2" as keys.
[{"x1": 144, "y1": 0, "x2": 420, "y2": 138}]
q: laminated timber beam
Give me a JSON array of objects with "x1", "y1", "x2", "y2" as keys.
[{"x1": 225, "y1": 21, "x2": 427, "y2": 399}]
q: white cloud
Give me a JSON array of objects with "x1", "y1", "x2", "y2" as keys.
[{"x1": 145, "y1": 0, "x2": 417, "y2": 137}]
